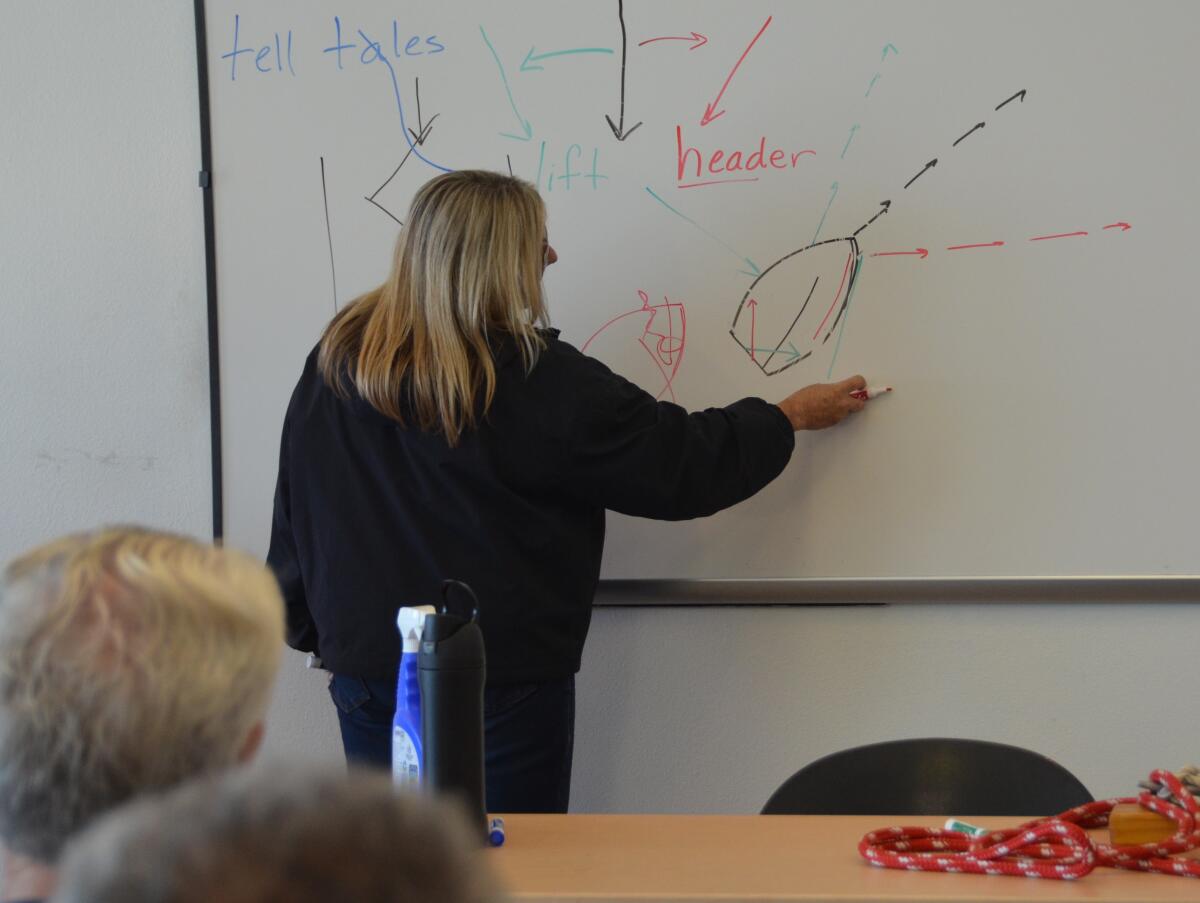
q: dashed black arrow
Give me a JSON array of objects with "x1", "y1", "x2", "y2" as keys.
[
  {"x1": 853, "y1": 200, "x2": 891, "y2": 236},
  {"x1": 953, "y1": 122, "x2": 985, "y2": 147},
  {"x1": 904, "y1": 159, "x2": 937, "y2": 189},
  {"x1": 995, "y1": 89, "x2": 1026, "y2": 111}
]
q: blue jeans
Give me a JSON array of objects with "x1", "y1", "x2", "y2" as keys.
[{"x1": 329, "y1": 673, "x2": 575, "y2": 813}]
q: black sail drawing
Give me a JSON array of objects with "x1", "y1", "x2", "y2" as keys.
[{"x1": 730, "y1": 237, "x2": 861, "y2": 375}]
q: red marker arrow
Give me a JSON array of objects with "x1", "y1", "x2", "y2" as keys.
[
  {"x1": 871, "y1": 248, "x2": 929, "y2": 259},
  {"x1": 639, "y1": 31, "x2": 707, "y2": 50},
  {"x1": 1103, "y1": 221, "x2": 1131, "y2": 231},
  {"x1": 947, "y1": 241, "x2": 1005, "y2": 251},
  {"x1": 701, "y1": 16, "x2": 772, "y2": 126},
  {"x1": 1029, "y1": 231, "x2": 1087, "y2": 241}
]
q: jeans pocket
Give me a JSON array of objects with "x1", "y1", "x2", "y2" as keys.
[
  {"x1": 328, "y1": 674, "x2": 372, "y2": 715},
  {"x1": 484, "y1": 682, "x2": 542, "y2": 718}
]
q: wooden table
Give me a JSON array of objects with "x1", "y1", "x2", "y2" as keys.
[{"x1": 487, "y1": 814, "x2": 1198, "y2": 902}]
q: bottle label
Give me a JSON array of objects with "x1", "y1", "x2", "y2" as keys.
[{"x1": 392, "y1": 727, "x2": 420, "y2": 784}]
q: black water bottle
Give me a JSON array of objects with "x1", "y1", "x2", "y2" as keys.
[{"x1": 419, "y1": 580, "x2": 487, "y2": 839}]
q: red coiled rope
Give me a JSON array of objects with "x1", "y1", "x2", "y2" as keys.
[{"x1": 859, "y1": 769, "x2": 1200, "y2": 880}]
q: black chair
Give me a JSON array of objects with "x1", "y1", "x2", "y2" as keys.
[{"x1": 761, "y1": 738, "x2": 1093, "y2": 816}]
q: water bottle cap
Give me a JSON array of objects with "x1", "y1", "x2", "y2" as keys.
[
  {"x1": 419, "y1": 613, "x2": 486, "y2": 671},
  {"x1": 439, "y1": 579, "x2": 480, "y2": 622}
]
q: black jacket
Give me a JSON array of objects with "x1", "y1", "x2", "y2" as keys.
[{"x1": 267, "y1": 331, "x2": 794, "y2": 682}]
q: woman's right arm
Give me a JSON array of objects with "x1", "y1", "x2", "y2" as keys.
[
  {"x1": 558, "y1": 346, "x2": 863, "y2": 521},
  {"x1": 775, "y1": 375, "x2": 867, "y2": 429}
]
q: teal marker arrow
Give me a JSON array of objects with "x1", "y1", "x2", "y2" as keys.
[
  {"x1": 480, "y1": 26, "x2": 533, "y2": 141},
  {"x1": 751, "y1": 343, "x2": 804, "y2": 363},
  {"x1": 827, "y1": 255, "x2": 864, "y2": 379},
  {"x1": 812, "y1": 182, "x2": 839, "y2": 244},
  {"x1": 840, "y1": 125, "x2": 859, "y2": 160},
  {"x1": 645, "y1": 187, "x2": 760, "y2": 276},
  {"x1": 520, "y1": 46, "x2": 614, "y2": 72}
]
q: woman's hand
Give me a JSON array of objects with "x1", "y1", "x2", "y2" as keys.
[{"x1": 777, "y1": 375, "x2": 867, "y2": 430}]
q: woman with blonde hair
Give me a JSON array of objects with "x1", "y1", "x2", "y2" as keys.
[{"x1": 268, "y1": 169, "x2": 865, "y2": 812}]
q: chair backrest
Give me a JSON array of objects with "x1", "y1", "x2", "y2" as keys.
[{"x1": 761, "y1": 738, "x2": 1093, "y2": 816}]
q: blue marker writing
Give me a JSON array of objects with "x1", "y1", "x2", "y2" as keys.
[
  {"x1": 221, "y1": 15, "x2": 254, "y2": 80},
  {"x1": 322, "y1": 17, "x2": 356, "y2": 70}
]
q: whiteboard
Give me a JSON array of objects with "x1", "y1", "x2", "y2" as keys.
[{"x1": 202, "y1": 0, "x2": 1200, "y2": 594}]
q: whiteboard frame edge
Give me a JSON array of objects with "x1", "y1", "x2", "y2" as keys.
[
  {"x1": 194, "y1": 0, "x2": 224, "y2": 540},
  {"x1": 595, "y1": 577, "x2": 1200, "y2": 606}
]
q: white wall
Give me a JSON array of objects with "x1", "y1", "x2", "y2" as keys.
[
  {"x1": 6, "y1": 1, "x2": 1196, "y2": 817},
  {"x1": 1, "y1": 9, "x2": 207, "y2": 887},
  {"x1": 264, "y1": 602, "x2": 1200, "y2": 812},
  {"x1": 572, "y1": 604, "x2": 1200, "y2": 811},
  {"x1": 1, "y1": 3, "x2": 211, "y2": 552}
]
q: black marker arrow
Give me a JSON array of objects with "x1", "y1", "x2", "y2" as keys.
[
  {"x1": 406, "y1": 78, "x2": 439, "y2": 145},
  {"x1": 604, "y1": 0, "x2": 643, "y2": 140},
  {"x1": 904, "y1": 159, "x2": 937, "y2": 189},
  {"x1": 953, "y1": 121, "x2": 985, "y2": 147},
  {"x1": 995, "y1": 89, "x2": 1026, "y2": 111},
  {"x1": 853, "y1": 200, "x2": 891, "y2": 236}
]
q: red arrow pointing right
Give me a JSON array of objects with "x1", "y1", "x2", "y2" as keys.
[
  {"x1": 1103, "y1": 221, "x2": 1132, "y2": 231},
  {"x1": 947, "y1": 241, "x2": 1005, "y2": 251},
  {"x1": 639, "y1": 32, "x2": 708, "y2": 50},
  {"x1": 871, "y1": 248, "x2": 929, "y2": 259}
]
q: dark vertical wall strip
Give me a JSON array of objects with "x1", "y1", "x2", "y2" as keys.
[{"x1": 193, "y1": 0, "x2": 224, "y2": 540}]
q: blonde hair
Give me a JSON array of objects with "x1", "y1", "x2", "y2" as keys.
[
  {"x1": 318, "y1": 169, "x2": 550, "y2": 445},
  {"x1": 0, "y1": 527, "x2": 285, "y2": 861},
  {"x1": 53, "y1": 765, "x2": 502, "y2": 903}
]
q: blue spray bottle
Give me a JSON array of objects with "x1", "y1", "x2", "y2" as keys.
[{"x1": 393, "y1": 605, "x2": 435, "y2": 785}]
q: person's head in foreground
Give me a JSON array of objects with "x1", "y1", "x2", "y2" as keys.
[
  {"x1": 0, "y1": 526, "x2": 285, "y2": 898},
  {"x1": 51, "y1": 766, "x2": 502, "y2": 903}
]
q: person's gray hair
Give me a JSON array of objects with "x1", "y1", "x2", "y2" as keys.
[
  {"x1": 0, "y1": 526, "x2": 285, "y2": 861},
  {"x1": 51, "y1": 765, "x2": 502, "y2": 903}
]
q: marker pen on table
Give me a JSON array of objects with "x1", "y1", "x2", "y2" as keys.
[
  {"x1": 850, "y1": 386, "x2": 893, "y2": 400},
  {"x1": 489, "y1": 816, "x2": 506, "y2": 846},
  {"x1": 944, "y1": 818, "x2": 988, "y2": 837}
]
